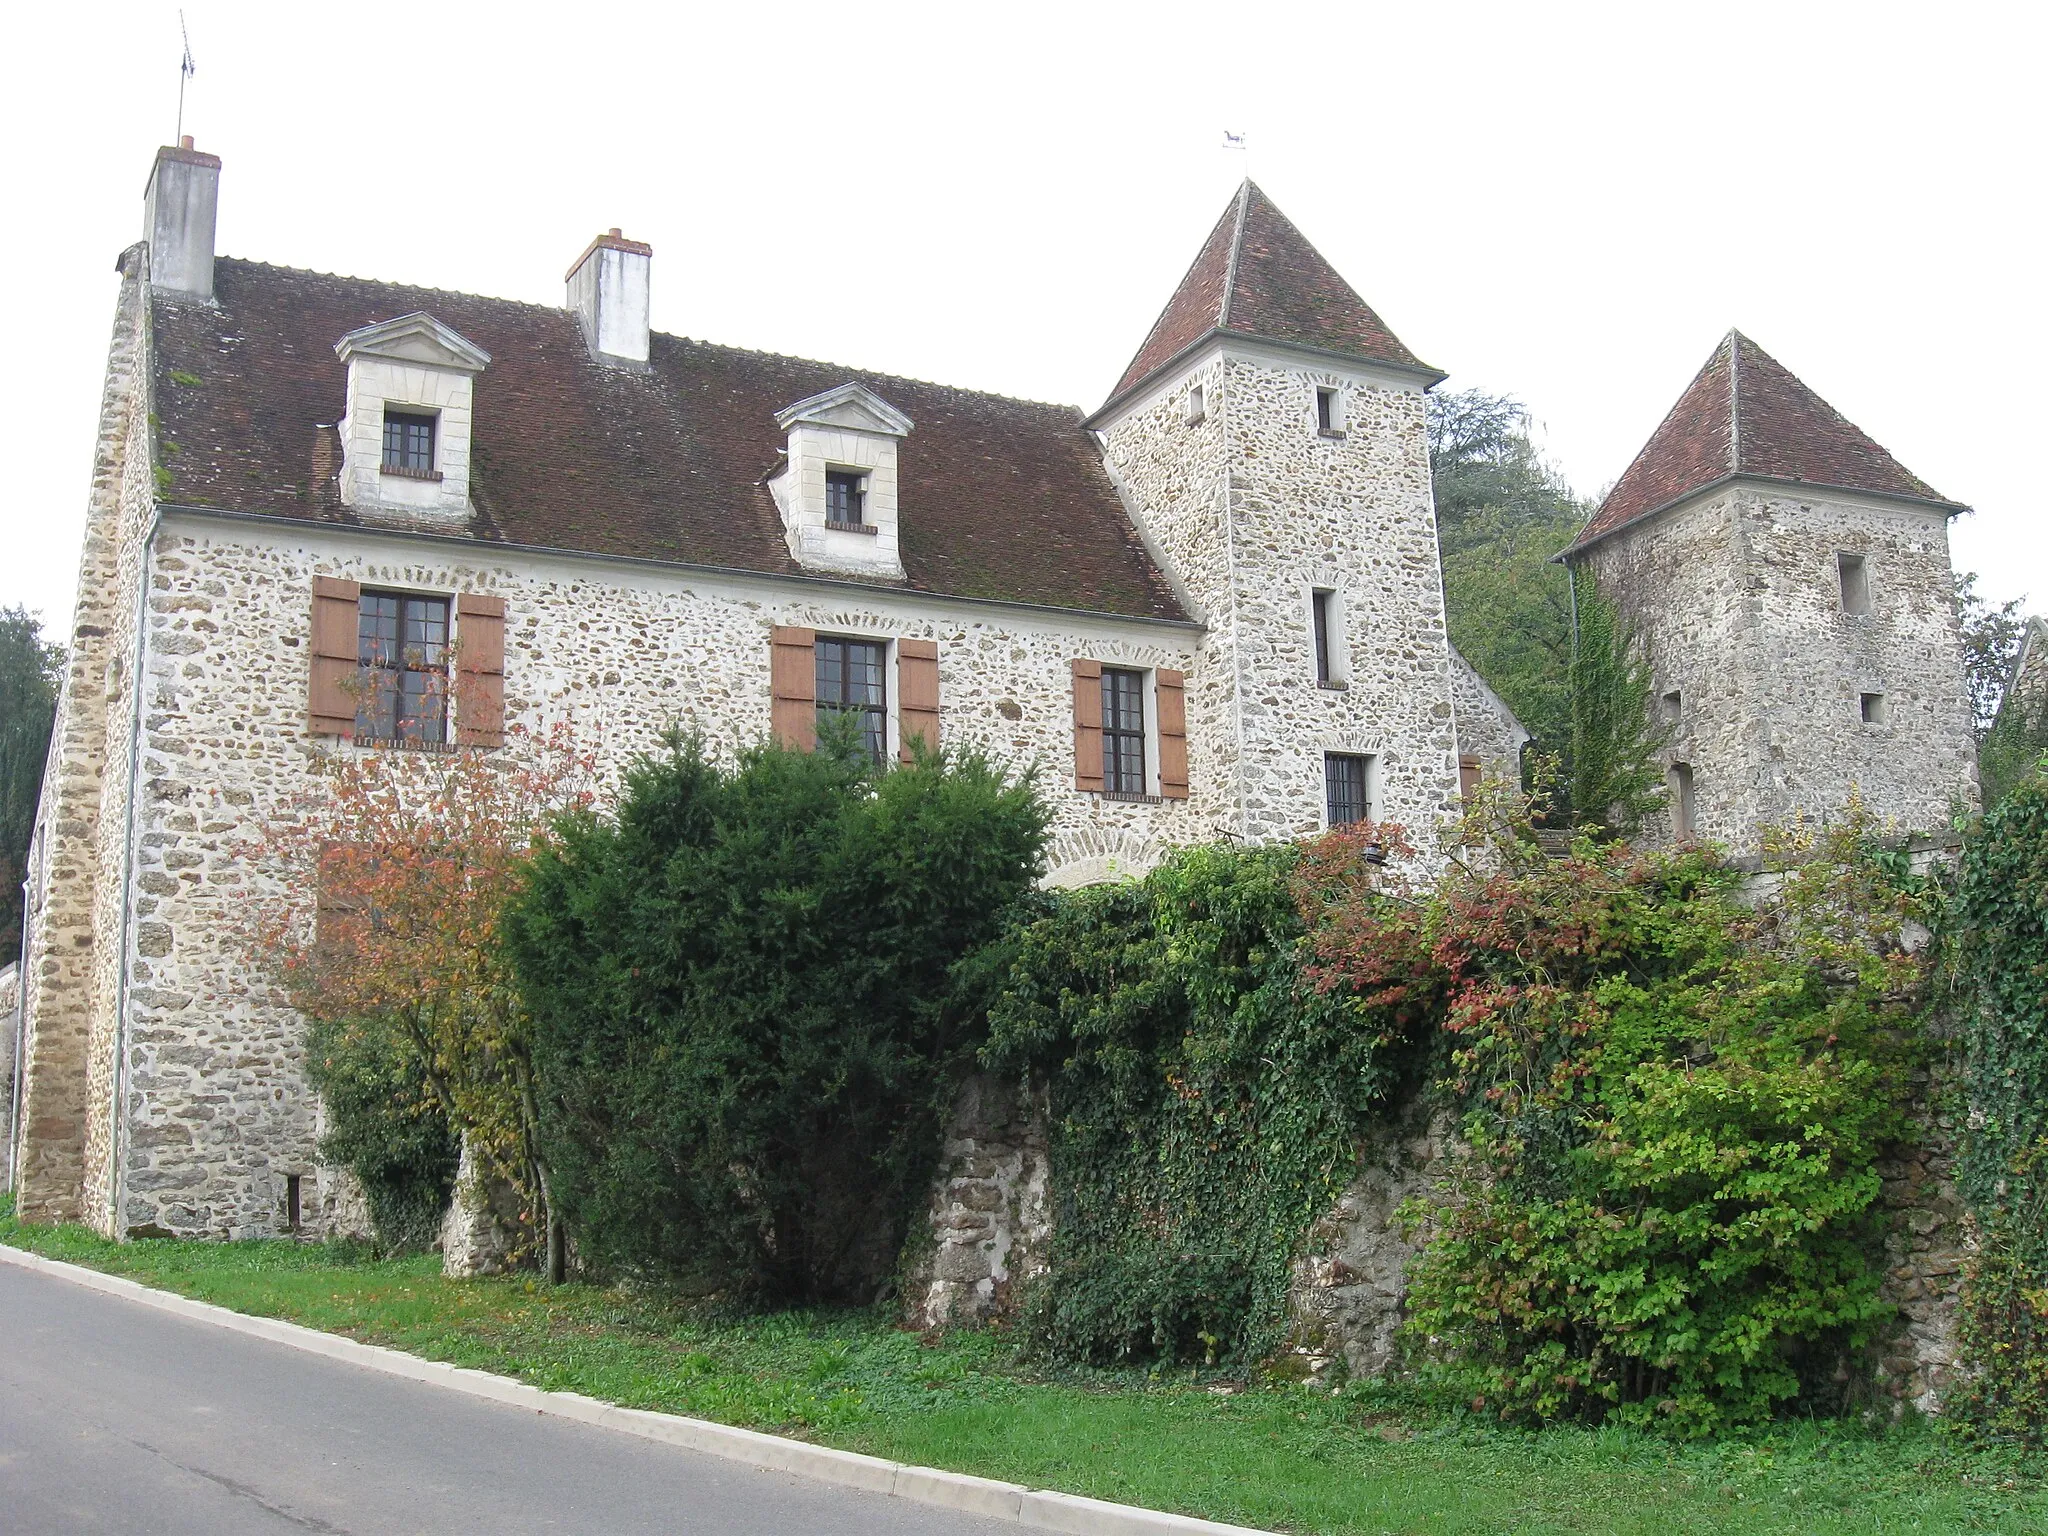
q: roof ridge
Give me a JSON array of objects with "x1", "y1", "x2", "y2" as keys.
[
  {"x1": 1726, "y1": 330, "x2": 1742, "y2": 474},
  {"x1": 212, "y1": 257, "x2": 1092, "y2": 417},
  {"x1": 1218, "y1": 180, "x2": 1252, "y2": 332}
]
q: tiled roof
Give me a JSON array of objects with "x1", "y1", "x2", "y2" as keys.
[
  {"x1": 1104, "y1": 182, "x2": 1435, "y2": 406},
  {"x1": 1568, "y1": 331, "x2": 1959, "y2": 552},
  {"x1": 149, "y1": 260, "x2": 1189, "y2": 622}
]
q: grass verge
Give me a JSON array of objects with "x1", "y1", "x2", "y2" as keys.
[{"x1": 1, "y1": 1206, "x2": 2040, "y2": 1535}]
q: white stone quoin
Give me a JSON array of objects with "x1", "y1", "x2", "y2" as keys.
[{"x1": 333, "y1": 313, "x2": 491, "y2": 524}]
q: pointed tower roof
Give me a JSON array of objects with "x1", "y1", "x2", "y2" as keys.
[
  {"x1": 1567, "y1": 331, "x2": 1961, "y2": 553},
  {"x1": 1096, "y1": 182, "x2": 1440, "y2": 416}
]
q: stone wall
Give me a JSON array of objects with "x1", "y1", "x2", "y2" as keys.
[
  {"x1": 904, "y1": 1074, "x2": 1051, "y2": 1330},
  {"x1": 1101, "y1": 345, "x2": 1463, "y2": 852},
  {"x1": 15, "y1": 246, "x2": 154, "y2": 1225},
  {"x1": 0, "y1": 964, "x2": 18, "y2": 1191},
  {"x1": 1583, "y1": 484, "x2": 1976, "y2": 852},
  {"x1": 1450, "y1": 649, "x2": 1529, "y2": 788},
  {"x1": 98, "y1": 512, "x2": 1203, "y2": 1238}
]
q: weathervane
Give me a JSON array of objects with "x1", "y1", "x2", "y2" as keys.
[
  {"x1": 1222, "y1": 129, "x2": 1249, "y2": 178},
  {"x1": 175, "y1": 11, "x2": 196, "y2": 144}
]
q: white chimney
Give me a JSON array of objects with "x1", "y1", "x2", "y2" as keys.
[
  {"x1": 565, "y1": 229, "x2": 651, "y2": 367},
  {"x1": 144, "y1": 137, "x2": 220, "y2": 299}
]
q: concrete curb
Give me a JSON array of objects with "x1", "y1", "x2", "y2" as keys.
[{"x1": 0, "y1": 1243, "x2": 1268, "y2": 1535}]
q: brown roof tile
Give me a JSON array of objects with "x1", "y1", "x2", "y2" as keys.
[
  {"x1": 1105, "y1": 182, "x2": 1433, "y2": 406},
  {"x1": 150, "y1": 260, "x2": 1188, "y2": 622},
  {"x1": 1569, "y1": 331, "x2": 1958, "y2": 552}
]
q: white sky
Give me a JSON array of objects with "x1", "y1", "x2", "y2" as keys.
[{"x1": 6, "y1": 0, "x2": 2041, "y2": 635}]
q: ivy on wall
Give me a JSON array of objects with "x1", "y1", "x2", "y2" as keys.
[
  {"x1": 982, "y1": 840, "x2": 1426, "y2": 1366},
  {"x1": 1947, "y1": 776, "x2": 2048, "y2": 1438}
]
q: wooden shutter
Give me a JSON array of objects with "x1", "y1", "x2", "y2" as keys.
[
  {"x1": 308, "y1": 576, "x2": 361, "y2": 737},
  {"x1": 455, "y1": 593, "x2": 506, "y2": 748},
  {"x1": 1458, "y1": 755, "x2": 1482, "y2": 802},
  {"x1": 898, "y1": 638, "x2": 940, "y2": 762},
  {"x1": 1071, "y1": 659, "x2": 1104, "y2": 792},
  {"x1": 771, "y1": 625, "x2": 818, "y2": 750},
  {"x1": 1156, "y1": 668, "x2": 1189, "y2": 800}
]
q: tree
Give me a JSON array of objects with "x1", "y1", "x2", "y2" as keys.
[
  {"x1": 1954, "y1": 572, "x2": 2028, "y2": 738},
  {"x1": 1427, "y1": 389, "x2": 1589, "y2": 759},
  {"x1": 0, "y1": 607, "x2": 64, "y2": 959},
  {"x1": 241, "y1": 725, "x2": 593, "y2": 1270},
  {"x1": 504, "y1": 726, "x2": 1048, "y2": 1304},
  {"x1": 1566, "y1": 581, "x2": 1670, "y2": 837}
]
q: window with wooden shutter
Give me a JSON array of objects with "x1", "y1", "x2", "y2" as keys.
[
  {"x1": 770, "y1": 625, "x2": 818, "y2": 750},
  {"x1": 308, "y1": 576, "x2": 362, "y2": 736},
  {"x1": 1071, "y1": 659, "x2": 1104, "y2": 792},
  {"x1": 1156, "y1": 668, "x2": 1188, "y2": 799},
  {"x1": 455, "y1": 594, "x2": 506, "y2": 748},
  {"x1": 1458, "y1": 755, "x2": 1482, "y2": 802},
  {"x1": 897, "y1": 639, "x2": 940, "y2": 762}
]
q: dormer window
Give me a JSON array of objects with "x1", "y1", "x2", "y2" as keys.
[
  {"x1": 335, "y1": 312, "x2": 490, "y2": 523},
  {"x1": 766, "y1": 383, "x2": 913, "y2": 579},
  {"x1": 381, "y1": 410, "x2": 438, "y2": 476},
  {"x1": 826, "y1": 469, "x2": 867, "y2": 528}
]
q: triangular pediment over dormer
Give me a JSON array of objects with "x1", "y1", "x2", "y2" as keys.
[
  {"x1": 334, "y1": 311, "x2": 492, "y2": 373},
  {"x1": 773, "y1": 382, "x2": 914, "y2": 438}
]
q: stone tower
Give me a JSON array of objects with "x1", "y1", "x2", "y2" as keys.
[
  {"x1": 1089, "y1": 182, "x2": 1463, "y2": 844},
  {"x1": 1563, "y1": 331, "x2": 1976, "y2": 850}
]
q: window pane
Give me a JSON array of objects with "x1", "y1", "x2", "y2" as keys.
[{"x1": 1100, "y1": 668, "x2": 1147, "y2": 794}]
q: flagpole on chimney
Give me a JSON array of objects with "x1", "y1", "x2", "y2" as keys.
[{"x1": 175, "y1": 12, "x2": 196, "y2": 144}]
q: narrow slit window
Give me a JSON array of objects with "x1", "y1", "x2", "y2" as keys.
[
  {"x1": 1312, "y1": 589, "x2": 1338, "y2": 685},
  {"x1": 381, "y1": 410, "x2": 436, "y2": 474},
  {"x1": 825, "y1": 470, "x2": 866, "y2": 527},
  {"x1": 1661, "y1": 689, "x2": 1682, "y2": 723},
  {"x1": 1100, "y1": 668, "x2": 1147, "y2": 795},
  {"x1": 285, "y1": 1174, "x2": 303, "y2": 1232},
  {"x1": 1185, "y1": 384, "x2": 1206, "y2": 426},
  {"x1": 814, "y1": 636, "x2": 888, "y2": 761},
  {"x1": 1669, "y1": 762, "x2": 1696, "y2": 838},
  {"x1": 1861, "y1": 691, "x2": 1888, "y2": 725},
  {"x1": 1837, "y1": 552, "x2": 1872, "y2": 615},
  {"x1": 356, "y1": 591, "x2": 450, "y2": 744},
  {"x1": 1325, "y1": 753, "x2": 1374, "y2": 826},
  {"x1": 1315, "y1": 387, "x2": 1342, "y2": 435}
]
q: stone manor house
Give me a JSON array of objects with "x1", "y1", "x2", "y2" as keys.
[{"x1": 6, "y1": 140, "x2": 1975, "y2": 1241}]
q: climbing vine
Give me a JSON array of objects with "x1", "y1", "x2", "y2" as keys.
[
  {"x1": 982, "y1": 837, "x2": 1428, "y2": 1366},
  {"x1": 1946, "y1": 776, "x2": 2048, "y2": 1439}
]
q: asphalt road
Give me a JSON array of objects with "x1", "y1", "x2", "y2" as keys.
[{"x1": 0, "y1": 1259, "x2": 1016, "y2": 1534}]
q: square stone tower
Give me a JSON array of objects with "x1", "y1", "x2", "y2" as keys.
[
  {"x1": 1089, "y1": 183, "x2": 1463, "y2": 844},
  {"x1": 1564, "y1": 331, "x2": 1976, "y2": 850}
]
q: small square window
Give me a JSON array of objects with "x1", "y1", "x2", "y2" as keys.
[
  {"x1": 1861, "y1": 692, "x2": 1888, "y2": 725},
  {"x1": 1325, "y1": 752, "x2": 1374, "y2": 826},
  {"x1": 825, "y1": 470, "x2": 866, "y2": 528},
  {"x1": 1185, "y1": 384, "x2": 1206, "y2": 426},
  {"x1": 1837, "y1": 552, "x2": 1872, "y2": 615},
  {"x1": 381, "y1": 410, "x2": 436, "y2": 475}
]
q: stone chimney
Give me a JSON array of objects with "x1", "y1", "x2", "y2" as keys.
[
  {"x1": 144, "y1": 136, "x2": 221, "y2": 299},
  {"x1": 566, "y1": 229, "x2": 652, "y2": 367}
]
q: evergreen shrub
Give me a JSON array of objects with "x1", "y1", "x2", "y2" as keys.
[
  {"x1": 303, "y1": 1012, "x2": 459, "y2": 1252},
  {"x1": 503, "y1": 728, "x2": 1046, "y2": 1304}
]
